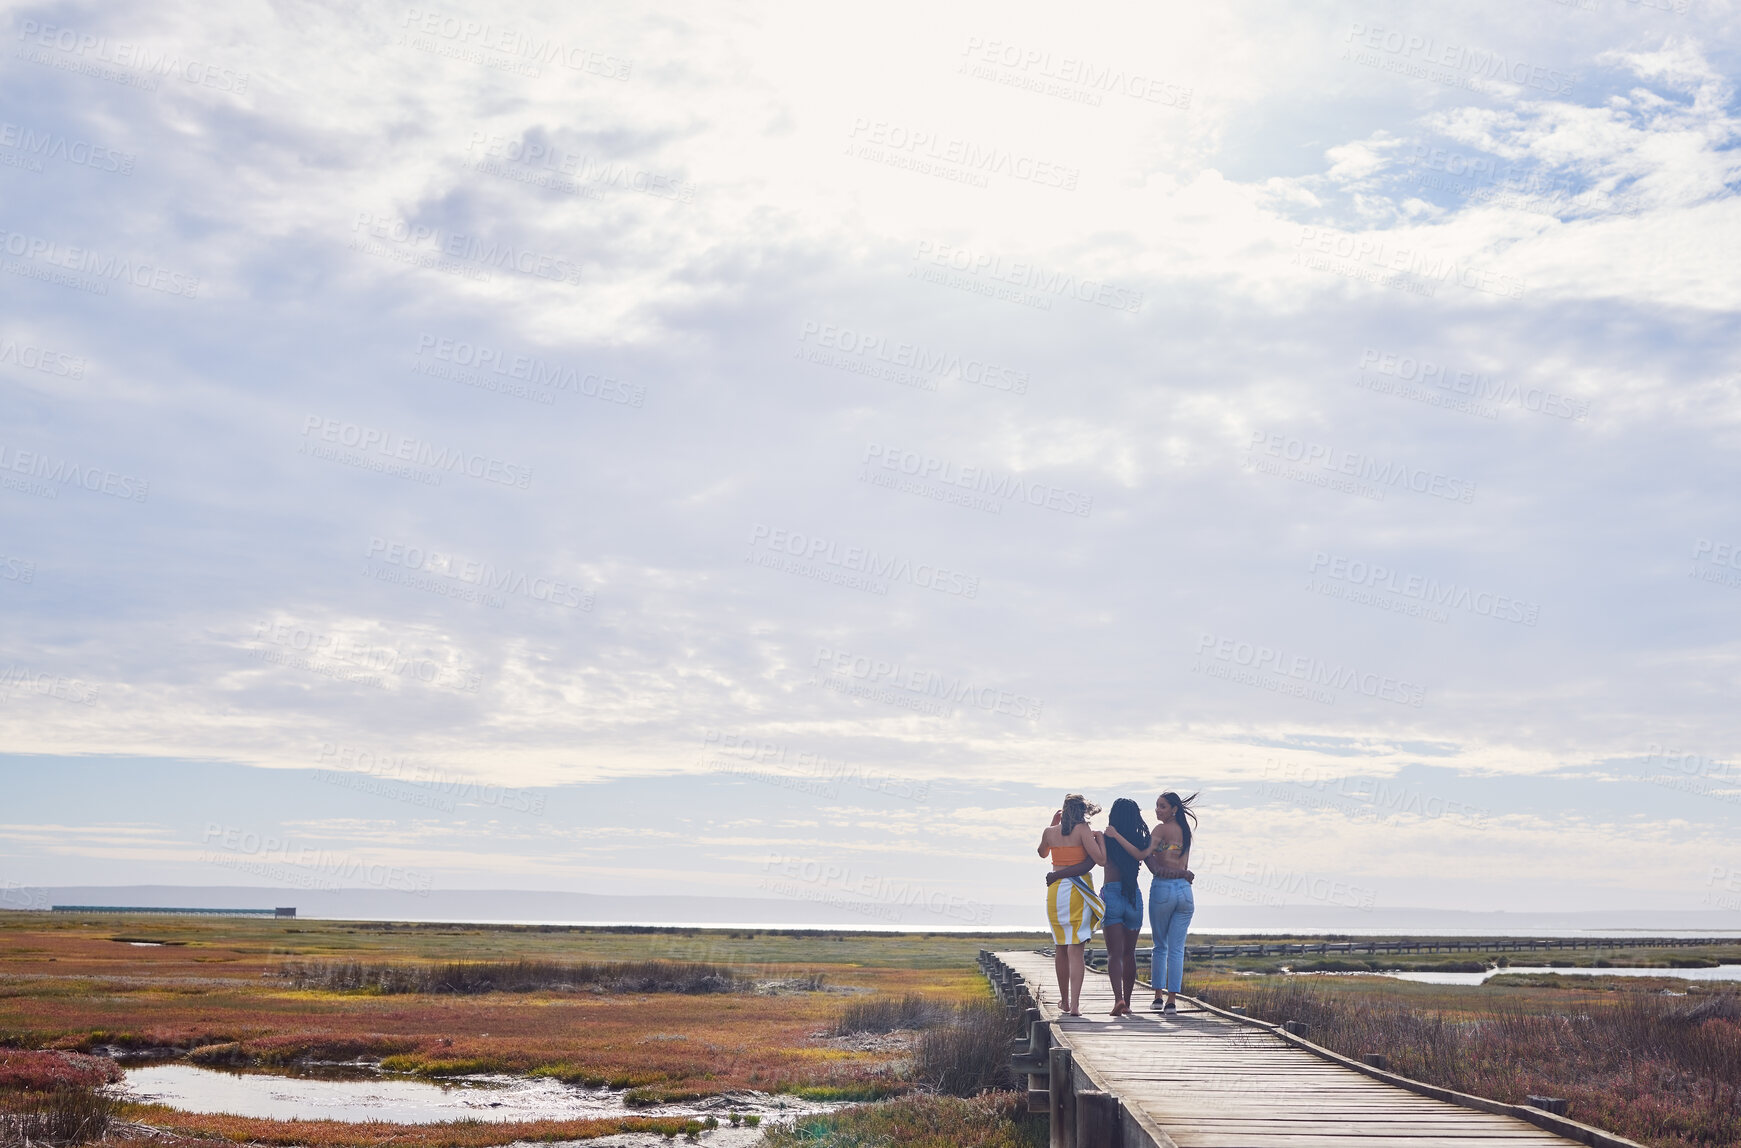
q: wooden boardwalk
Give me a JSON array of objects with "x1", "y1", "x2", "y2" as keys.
[{"x1": 984, "y1": 950, "x2": 1642, "y2": 1148}]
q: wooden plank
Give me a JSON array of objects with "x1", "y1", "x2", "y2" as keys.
[{"x1": 988, "y1": 951, "x2": 1608, "y2": 1148}]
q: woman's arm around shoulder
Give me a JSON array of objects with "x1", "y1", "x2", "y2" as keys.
[
  {"x1": 1077, "y1": 824, "x2": 1108, "y2": 866},
  {"x1": 1103, "y1": 825, "x2": 1156, "y2": 860}
]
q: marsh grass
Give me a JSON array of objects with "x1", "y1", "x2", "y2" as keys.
[
  {"x1": 911, "y1": 1000, "x2": 1022, "y2": 1098},
  {"x1": 279, "y1": 959, "x2": 745, "y2": 995},
  {"x1": 826, "y1": 991, "x2": 1020, "y2": 1097},
  {"x1": 0, "y1": 1051, "x2": 123, "y2": 1147},
  {"x1": 0, "y1": 1088, "x2": 117, "y2": 1147},
  {"x1": 1197, "y1": 978, "x2": 1741, "y2": 1148},
  {"x1": 763, "y1": 1091, "x2": 1043, "y2": 1148},
  {"x1": 832, "y1": 994, "x2": 948, "y2": 1035}
]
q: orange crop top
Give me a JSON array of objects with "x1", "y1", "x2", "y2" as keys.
[{"x1": 1050, "y1": 845, "x2": 1087, "y2": 865}]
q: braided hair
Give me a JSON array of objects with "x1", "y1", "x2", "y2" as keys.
[{"x1": 1106, "y1": 798, "x2": 1150, "y2": 888}]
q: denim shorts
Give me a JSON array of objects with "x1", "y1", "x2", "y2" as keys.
[{"x1": 1101, "y1": 880, "x2": 1143, "y2": 930}]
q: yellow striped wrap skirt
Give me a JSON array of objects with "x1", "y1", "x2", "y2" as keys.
[{"x1": 1045, "y1": 875, "x2": 1103, "y2": 945}]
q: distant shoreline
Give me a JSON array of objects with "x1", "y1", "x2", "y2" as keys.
[{"x1": 9, "y1": 907, "x2": 1740, "y2": 942}]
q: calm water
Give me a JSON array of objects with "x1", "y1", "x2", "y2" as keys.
[
  {"x1": 1376, "y1": 964, "x2": 1741, "y2": 985},
  {"x1": 122, "y1": 1064, "x2": 829, "y2": 1124}
]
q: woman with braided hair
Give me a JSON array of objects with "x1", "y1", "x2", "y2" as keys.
[
  {"x1": 1105, "y1": 790, "x2": 1199, "y2": 1012},
  {"x1": 1099, "y1": 798, "x2": 1150, "y2": 1016}
]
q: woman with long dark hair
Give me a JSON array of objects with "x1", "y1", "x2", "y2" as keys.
[
  {"x1": 1037, "y1": 793, "x2": 1106, "y2": 1016},
  {"x1": 1100, "y1": 798, "x2": 1149, "y2": 1016},
  {"x1": 1105, "y1": 791, "x2": 1198, "y2": 1012}
]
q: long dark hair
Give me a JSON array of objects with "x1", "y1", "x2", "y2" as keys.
[
  {"x1": 1106, "y1": 798, "x2": 1150, "y2": 888},
  {"x1": 1160, "y1": 791, "x2": 1199, "y2": 854}
]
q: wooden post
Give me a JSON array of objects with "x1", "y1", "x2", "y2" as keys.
[
  {"x1": 1049, "y1": 1045, "x2": 1074, "y2": 1148},
  {"x1": 1075, "y1": 1089, "x2": 1121, "y2": 1148}
]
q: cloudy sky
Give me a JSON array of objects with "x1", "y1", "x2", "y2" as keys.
[{"x1": 2, "y1": 0, "x2": 1739, "y2": 926}]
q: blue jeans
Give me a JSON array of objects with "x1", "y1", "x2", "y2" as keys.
[
  {"x1": 1149, "y1": 877, "x2": 1194, "y2": 994},
  {"x1": 1101, "y1": 880, "x2": 1143, "y2": 931}
]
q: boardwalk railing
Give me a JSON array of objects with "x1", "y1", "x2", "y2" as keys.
[
  {"x1": 1174, "y1": 935, "x2": 1727, "y2": 959},
  {"x1": 979, "y1": 948, "x2": 1652, "y2": 1148}
]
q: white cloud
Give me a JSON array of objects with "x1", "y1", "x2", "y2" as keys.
[{"x1": 1, "y1": 0, "x2": 1738, "y2": 914}]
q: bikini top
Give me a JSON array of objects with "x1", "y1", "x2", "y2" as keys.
[{"x1": 1050, "y1": 844, "x2": 1087, "y2": 865}]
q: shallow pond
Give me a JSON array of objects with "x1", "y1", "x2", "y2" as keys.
[{"x1": 122, "y1": 1064, "x2": 832, "y2": 1125}]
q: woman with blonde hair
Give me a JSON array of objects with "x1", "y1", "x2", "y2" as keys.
[{"x1": 1037, "y1": 793, "x2": 1106, "y2": 1016}]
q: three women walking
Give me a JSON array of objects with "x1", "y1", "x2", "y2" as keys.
[{"x1": 1041, "y1": 790, "x2": 1198, "y2": 1016}]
